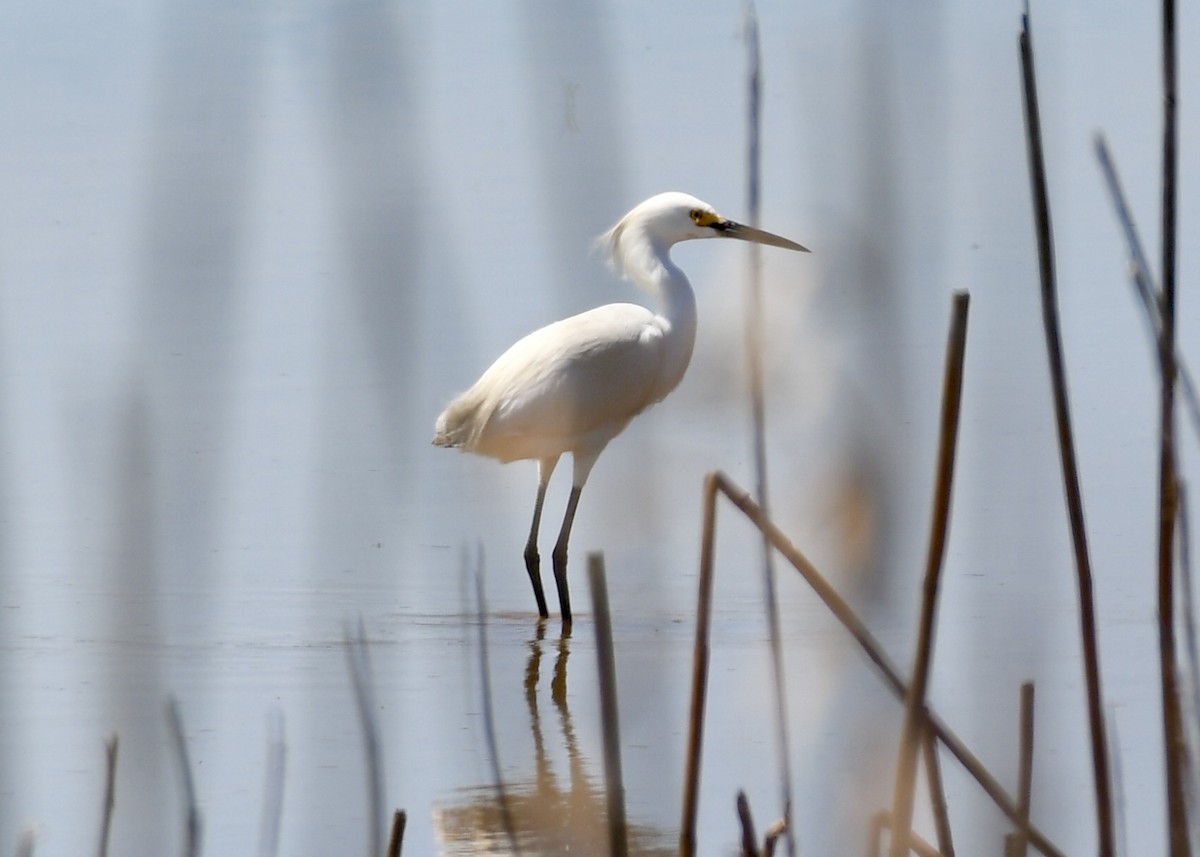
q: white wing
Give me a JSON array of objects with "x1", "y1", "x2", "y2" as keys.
[{"x1": 439, "y1": 303, "x2": 669, "y2": 462}]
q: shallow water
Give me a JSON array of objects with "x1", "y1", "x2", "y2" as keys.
[{"x1": 0, "y1": 510, "x2": 1135, "y2": 856}]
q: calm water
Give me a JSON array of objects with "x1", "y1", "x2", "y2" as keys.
[{"x1": 1, "y1": 1, "x2": 1197, "y2": 855}]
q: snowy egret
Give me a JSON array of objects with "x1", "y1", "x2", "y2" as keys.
[{"x1": 434, "y1": 191, "x2": 808, "y2": 624}]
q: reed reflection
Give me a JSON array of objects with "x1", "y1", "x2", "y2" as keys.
[{"x1": 435, "y1": 625, "x2": 672, "y2": 856}]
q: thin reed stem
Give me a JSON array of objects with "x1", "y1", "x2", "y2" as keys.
[
  {"x1": 345, "y1": 618, "x2": 384, "y2": 857},
  {"x1": 1157, "y1": 0, "x2": 1189, "y2": 850},
  {"x1": 737, "y1": 791, "x2": 759, "y2": 857},
  {"x1": 1006, "y1": 682, "x2": 1036, "y2": 857},
  {"x1": 1093, "y1": 135, "x2": 1200, "y2": 445},
  {"x1": 1179, "y1": 482, "x2": 1200, "y2": 789},
  {"x1": 680, "y1": 472, "x2": 720, "y2": 857},
  {"x1": 166, "y1": 698, "x2": 202, "y2": 857},
  {"x1": 737, "y1": 791, "x2": 787, "y2": 857},
  {"x1": 587, "y1": 553, "x2": 629, "y2": 857},
  {"x1": 1018, "y1": 14, "x2": 1115, "y2": 854},
  {"x1": 97, "y1": 735, "x2": 118, "y2": 857},
  {"x1": 473, "y1": 560, "x2": 522, "y2": 856},
  {"x1": 923, "y1": 723, "x2": 954, "y2": 856},
  {"x1": 889, "y1": 291, "x2": 969, "y2": 857},
  {"x1": 742, "y1": 5, "x2": 795, "y2": 852}
]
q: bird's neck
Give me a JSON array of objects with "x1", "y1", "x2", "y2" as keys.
[
  {"x1": 651, "y1": 256, "x2": 698, "y2": 334},
  {"x1": 635, "y1": 244, "x2": 698, "y2": 394},
  {"x1": 622, "y1": 235, "x2": 697, "y2": 324}
]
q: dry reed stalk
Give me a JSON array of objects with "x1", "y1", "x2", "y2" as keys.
[
  {"x1": 1156, "y1": 0, "x2": 1189, "y2": 850},
  {"x1": 738, "y1": 791, "x2": 759, "y2": 857},
  {"x1": 679, "y1": 464, "x2": 720, "y2": 857},
  {"x1": 1005, "y1": 682, "x2": 1036, "y2": 857},
  {"x1": 1178, "y1": 483, "x2": 1200, "y2": 804},
  {"x1": 1018, "y1": 13, "x2": 1115, "y2": 854},
  {"x1": 1094, "y1": 26, "x2": 1190, "y2": 843},
  {"x1": 472, "y1": 562, "x2": 521, "y2": 855},
  {"x1": 345, "y1": 618, "x2": 385, "y2": 857},
  {"x1": 737, "y1": 790, "x2": 787, "y2": 857},
  {"x1": 1094, "y1": 137, "x2": 1200, "y2": 810},
  {"x1": 1093, "y1": 136, "x2": 1200, "y2": 441},
  {"x1": 386, "y1": 810, "x2": 407, "y2": 857},
  {"x1": 587, "y1": 553, "x2": 629, "y2": 857},
  {"x1": 97, "y1": 735, "x2": 118, "y2": 857},
  {"x1": 742, "y1": 6, "x2": 796, "y2": 851},
  {"x1": 165, "y1": 698, "x2": 202, "y2": 857},
  {"x1": 922, "y1": 726, "x2": 954, "y2": 857},
  {"x1": 1094, "y1": 134, "x2": 1200, "y2": 835},
  {"x1": 888, "y1": 291, "x2": 968, "y2": 857}
]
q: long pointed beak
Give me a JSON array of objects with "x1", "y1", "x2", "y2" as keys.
[{"x1": 718, "y1": 220, "x2": 810, "y2": 253}]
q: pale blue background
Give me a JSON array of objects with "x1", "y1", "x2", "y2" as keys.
[{"x1": 0, "y1": 1, "x2": 1196, "y2": 855}]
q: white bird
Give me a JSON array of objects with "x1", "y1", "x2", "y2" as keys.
[{"x1": 434, "y1": 191, "x2": 808, "y2": 625}]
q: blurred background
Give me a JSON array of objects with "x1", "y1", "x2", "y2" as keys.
[{"x1": 0, "y1": 0, "x2": 1196, "y2": 854}]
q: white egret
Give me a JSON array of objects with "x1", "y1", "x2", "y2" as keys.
[{"x1": 434, "y1": 191, "x2": 808, "y2": 625}]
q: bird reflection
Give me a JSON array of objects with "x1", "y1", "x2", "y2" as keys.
[{"x1": 434, "y1": 625, "x2": 673, "y2": 856}]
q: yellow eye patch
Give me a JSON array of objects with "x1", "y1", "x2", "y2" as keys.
[{"x1": 689, "y1": 208, "x2": 721, "y2": 228}]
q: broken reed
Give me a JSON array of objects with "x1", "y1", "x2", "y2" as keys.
[{"x1": 681, "y1": 292, "x2": 1065, "y2": 857}]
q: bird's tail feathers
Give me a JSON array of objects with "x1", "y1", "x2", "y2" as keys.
[{"x1": 432, "y1": 396, "x2": 484, "y2": 449}]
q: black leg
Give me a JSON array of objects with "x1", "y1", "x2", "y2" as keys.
[
  {"x1": 551, "y1": 486, "x2": 583, "y2": 627},
  {"x1": 524, "y1": 481, "x2": 550, "y2": 619}
]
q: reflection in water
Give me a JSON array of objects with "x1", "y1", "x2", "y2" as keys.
[{"x1": 435, "y1": 625, "x2": 673, "y2": 856}]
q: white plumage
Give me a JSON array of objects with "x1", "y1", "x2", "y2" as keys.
[{"x1": 435, "y1": 191, "x2": 808, "y2": 624}]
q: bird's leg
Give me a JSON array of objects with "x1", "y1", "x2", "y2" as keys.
[
  {"x1": 550, "y1": 486, "x2": 583, "y2": 627},
  {"x1": 524, "y1": 480, "x2": 551, "y2": 619}
]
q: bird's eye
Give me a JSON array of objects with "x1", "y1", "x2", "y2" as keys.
[{"x1": 689, "y1": 208, "x2": 702, "y2": 224}]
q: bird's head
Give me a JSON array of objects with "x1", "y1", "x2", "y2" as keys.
[{"x1": 599, "y1": 192, "x2": 808, "y2": 280}]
